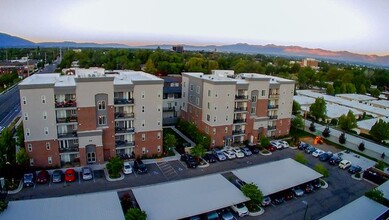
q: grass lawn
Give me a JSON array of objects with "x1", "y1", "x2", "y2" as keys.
[{"x1": 164, "y1": 127, "x2": 190, "y2": 154}]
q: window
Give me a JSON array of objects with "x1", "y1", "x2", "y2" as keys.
[
  {"x1": 22, "y1": 96, "x2": 27, "y2": 105},
  {"x1": 43, "y1": 111, "x2": 47, "y2": 120},
  {"x1": 158, "y1": 91, "x2": 161, "y2": 98},
  {"x1": 183, "y1": 92, "x2": 185, "y2": 98},
  {"x1": 213, "y1": 128, "x2": 216, "y2": 135},
  {"x1": 26, "y1": 128, "x2": 30, "y2": 137},
  {"x1": 212, "y1": 140, "x2": 215, "y2": 146},
  {"x1": 213, "y1": 116, "x2": 217, "y2": 122},
  {"x1": 46, "y1": 142, "x2": 51, "y2": 150},
  {"x1": 208, "y1": 90, "x2": 211, "y2": 96},
  {"x1": 157, "y1": 121, "x2": 160, "y2": 126},
  {"x1": 48, "y1": 157, "x2": 52, "y2": 164},
  {"x1": 44, "y1": 127, "x2": 49, "y2": 135},
  {"x1": 225, "y1": 127, "x2": 228, "y2": 133},
  {"x1": 157, "y1": 145, "x2": 161, "y2": 152},
  {"x1": 141, "y1": 91, "x2": 145, "y2": 99},
  {"x1": 71, "y1": 109, "x2": 76, "y2": 115},
  {"x1": 142, "y1": 106, "x2": 145, "y2": 112},
  {"x1": 142, "y1": 120, "x2": 145, "y2": 127},
  {"x1": 24, "y1": 113, "x2": 28, "y2": 121},
  {"x1": 226, "y1": 115, "x2": 228, "y2": 121},
  {"x1": 205, "y1": 126, "x2": 209, "y2": 134},
  {"x1": 251, "y1": 107, "x2": 256, "y2": 114},
  {"x1": 261, "y1": 90, "x2": 266, "y2": 96},
  {"x1": 196, "y1": 85, "x2": 200, "y2": 94},
  {"x1": 29, "y1": 158, "x2": 34, "y2": 166},
  {"x1": 215, "y1": 92, "x2": 218, "y2": 97},
  {"x1": 183, "y1": 82, "x2": 186, "y2": 87},
  {"x1": 98, "y1": 101, "x2": 106, "y2": 110},
  {"x1": 183, "y1": 102, "x2": 186, "y2": 108},
  {"x1": 207, "y1": 114, "x2": 210, "y2": 122},
  {"x1": 41, "y1": 95, "x2": 46, "y2": 104},
  {"x1": 196, "y1": 97, "x2": 199, "y2": 105},
  {"x1": 142, "y1": 134, "x2": 146, "y2": 141},
  {"x1": 28, "y1": 143, "x2": 32, "y2": 152},
  {"x1": 207, "y1": 102, "x2": 210, "y2": 109},
  {"x1": 251, "y1": 95, "x2": 257, "y2": 103},
  {"x1": 157, "y1": 132, "x2": 161, "y2": 139},
  {"x1": 98, "y1": 115, "x2": 106, "y2": 125},
  {"x1": 190, "y1": 84, "x2": 194, "y2": 91},
  {"x1": 87, "y1": 152, "x2": 96, "y2": 163},
  {"x1": 142, "y1": 147, "x2": 146, "y2": 154}
]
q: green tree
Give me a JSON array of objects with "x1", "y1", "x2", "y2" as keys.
[
  {"x1": 106, "y1": 157, "x2": 123, "y2": 178},
  {"x1": 291, "y1": 115, "x2": 304, "y2": 129},
  {"x1": 294, "y1": 152, "x2": 307, "y2": 164},
  {"x1": 186, "y1": 57, "x2": 206, "y2": 72},
  {"x1": 144, "y1": 59, "x2": 157, "y2": 74},
  {"x1": 338, "y1": 111, "x2": 357, "y2": 131},
  {"x1": 374, "y1": 160, "x2": 386, "y2": 171},
  {"x1": 164, "y1": 133, "x2": 177, "y2": 154},
  {"x1": 191, "y1": 144, "x2": 206, "y2": 162},
  {"x1": 16, "y1": 124, "x2": 24, "y2": 147},
  {"x1": 0, "y1": 199, "x2": 8, "y2": 213},
  {"x1": 292, "y1": 100, "x2": 301, "y2": 114},
  {"x1": 369, "y1": 119, "x2": 389, "y2": 142},
  {"x1": 0, "y1": 128, "x2": 16, "y2": 168},
  {"x1": 365, "y1": 189, "x2": 388, "y2": 206},
  {"x1": 16, "y1": 148, "x2": 29, "y2": 167},
  {"x1": 326, "y1": 84, "x2": 335, "y2": 95},
  {"x1": 207, "y1": 60, "x2": 219, "y2": 73},
  {"x1": 241, "y1": 183, "x2": 263, "y2": 211},
  {"x1": 314, "y1": 163, "x2": 329, "y2": 178},
  {"x1": 309, "y1": 97, "x2": 327, "y2": 122},
  {"x1": 125, "y1": 208, "x2": 147, "y2": 220},
  {"x1": 358, "y1": 84, "x2": 367, "y2": 94},
  {"x1": 370, "y1": 88, "x2": 381, "y2": 98},
  {"x1": 259, "y1": 135, "x2": 270, "y2": 147}
]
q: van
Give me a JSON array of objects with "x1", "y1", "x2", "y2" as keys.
[{"x1": 133, "y1": 159, "x2": 148, "y2": 174}]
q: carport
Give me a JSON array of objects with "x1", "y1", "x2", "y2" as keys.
[
  {"x1": 0, "y1": 191, "x2": 125, "y2": 220},
  {"x1": 232, "y1": 158, "x2": 323, "y2": 196},
  {"x1": 132, "y1": 174, "x2": 249, "y2": 220}
]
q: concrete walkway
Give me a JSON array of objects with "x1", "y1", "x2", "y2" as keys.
[
  {"x1": 303, "y1": 119, "x2": 389, "y2": 164},
  {"x1": 163, "y1": 126, "x2": 196, "y2": 147}
]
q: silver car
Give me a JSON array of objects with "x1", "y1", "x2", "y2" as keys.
[{"x1": 81, "y1": 167, "x2": 93, "y2": 181}]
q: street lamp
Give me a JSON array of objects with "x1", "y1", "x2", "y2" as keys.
[{"x1": 302, "y1": 200, "x2": 308, "y2": 220}]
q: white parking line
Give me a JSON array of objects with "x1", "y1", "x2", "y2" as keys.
[
  {"x1": 93, "y1": 172, "x2": 96, "y2": 183},
  {"x1": 178, "y1": 160, "x2": 188, "y2": 169},
  {"x1": 155, "y1": 163, "x2": 167, "y2": 179},
  {"x1": 78, "y1": 172, "x2": 81, "y2": 184}
]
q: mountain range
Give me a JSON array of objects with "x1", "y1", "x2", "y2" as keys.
[{"x1": 1, "y1": 33, "x2": 388, "y2": 67}]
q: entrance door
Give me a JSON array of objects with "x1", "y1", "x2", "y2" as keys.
[{"x1": 87, "y1": 152, "x2": 96, "y2": 164}]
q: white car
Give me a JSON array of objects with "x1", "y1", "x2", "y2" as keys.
[
  {"x1": 270, "y1": 141, "x2": 283, "y2": 150},
  {"x1": 123, "y1": 162, "x2": 133, "y2": 174},
  {"x1": 232, "y1": 148, "x2": 245, "y2": 158},
  {"x1": 312, "y1": 149, "x2": 325, "y2": 157},
  {"x1": 230, "y1": 203, "x2": 249, "y2": 217},
  {"x1": 339, "y1": 160, "x2": 352, "y2": 169},
  {"x1": 280, "y1": 140, "x2": 289, "y2": 148},
  {"x1": 223, "y1": 150, "x2": 237, "y2": 160}
]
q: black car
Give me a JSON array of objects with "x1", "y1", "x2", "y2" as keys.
[
  {"x1": 271, "y1": 193, "x2": 285, "y2": 205},
  {"x1": 348, "y1": 165, "x2": 362, "y2": 174},
  {"x1": 283, "y1": 189, "x2": 294, "y2": 200},
  {"x1": 311, "y1": 179, "x2": 321, "y2": 189},
  {"x1": 181, "y1": 154, "x2": 198, "y2": 168},
  {"x1": 303, "y1": 183, "x2": 314, "y2": 193},
  {"x1": 203, "y1": 153, "x2": 217, "y2": 163},
  {"x1": 329, "y1": 155, "x2": 342, "y2": 165},
  {"x1": 299, "y1": 142, "x2": 309, "y2": 150},
  {"x1": 319, "y1": 152, "x2": 333, "y2": 161},
  {"x1": 247, "y1": 145, "x2": 260, "y2": 154},
  {"x1": 305, "y1": 146, "x2": 316, "y2": 154},
  {"x1": 133, "y1": 159, "x2": 148, "y2": 174}
]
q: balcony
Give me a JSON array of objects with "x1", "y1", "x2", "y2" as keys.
[
  {"x1": 268, "y1": 115, "x2": 278, "y2": 120},
  {"x1": 163, "y1": 106, "x2": 176, "y2": 112},
  {"x1": 235, "y1": 95, "x2": 249, "y2": 100},
  {"x1": 55, "y1": 100, "x2": 77, "y2": 108},
  {"x1": 115, "y1": 140, "x2": 135, "y2": 148},
  {"x1": 269, "y1": 94, "x2": 280, "y2": 99},
  {"x1": 234, "y1": 107, "x2": 247, "y2": 112},
  {"x1": 58, "y1": 132, "x2": 78, "y2": 138},
  {"x1": 57, "y1": 116, "x2": 78, "y2": 124},
  {"x1": 115, "y1": 127, "x2": 135, "y2": 134},
  {"x1": 59, "y1": 145, "x2": 79, "y2": 153},
  {"x1": 232, "y1": 130, "x2": 245, "y2": 135},
  {"x1": 268, "y1": 105, "x2": 279, "y2": 109},
  {"x1": 267, "y1": 125, "x2": 277, "y2": 130},
  {"x1": 114, "y1": 98, "x2": 134, "y2": 105},
  {"x1": 115, "y1": 112, "x2": 135, "y2": 119},
  {"x1": 233, "y1": 118, "x2": 247, "y2": 124}
]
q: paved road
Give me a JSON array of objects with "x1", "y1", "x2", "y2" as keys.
[{"x1": 0, "y1": 85, "x2": 20, "y2": 130}]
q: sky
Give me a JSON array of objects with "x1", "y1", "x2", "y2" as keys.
[{"x1": 0, "y1": 0, "x2": 388, "y2": 55}]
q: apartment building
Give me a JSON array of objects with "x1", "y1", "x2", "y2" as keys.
[
  {"x1": 161, "y1": 75, "x2": 182, "y2": 125},
  {"x1": 19, "y1": 68, "x2": 163, "y2": 168},
  {"x1": 181, "y1": 70, "x2": 294, "y2": 147}
]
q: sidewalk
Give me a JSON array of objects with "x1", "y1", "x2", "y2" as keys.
[
  {"x1": 303, "y1": 119, "x2": 389, "y2": 163},
  {"x1": 163, "y1": 126, "x2": 196, "y2": 147}
]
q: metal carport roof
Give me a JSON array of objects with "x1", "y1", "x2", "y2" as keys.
[
  {"x1": 232, "y1": 158, "x2": 323, "y2": 196},
  {"x1": 0, "y1": 191, "x2": 125, "y2": 220},
  {"x1": 132, "y1": 174, "x2": 249, "y2": 220}
]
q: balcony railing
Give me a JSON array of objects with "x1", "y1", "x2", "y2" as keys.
[
  {"x1": 269, "y1": 94, "x2": 280, "y2": 98},
  {"x1": 232, "y1": 130, "x2": 245, "y2": 135},
  {"x1": 234, "y1": 107, "x2": 247, "y2": 112},
  {"x1": 58, "y1": 132, "x2": 78, "y2": 138},
  {"x1": 267, "y1": 125, "x2": 277, "y2": 130},
  {"x1": 115, "y1": 112, "x2": 135, "y2": 119},
  {"x1": 59, "y1": 146, "x2": 79, "y2": 153},
  {"x1": 235, "y1": 95, "x2": 249, "y2": 100},
  {"x1": 57, "y1": 116, "x2": 78, "y2": 123},
  {"x1": 114, "y1": 98, "x2": 134, "y2": 105},
  {"x1": 163, "y1": 106, "x2": 176, "y2": 112},
  {"x1": 115, "y1": 140, "x2": 135, "y2": 148},
  {"x1": 55, "y1": 100, "x2": 77, "y2": 108},
  {"x1": 268, "y1": 105, "x2": 279, "y2": 109},
  {"x1": 268, "y1": 115, "x2": 278, "y2": 120},
  {"x1": 233, "y1": 118, "x2": 247, "y2": 123},
  {"x1": 115, "y1": 127, "x2": 135, "y2": 133}
]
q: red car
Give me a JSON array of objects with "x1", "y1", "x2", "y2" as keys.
[
  {"x1": 36, "y1": 170, "x2": 49, "y2": 184},
  {"x1": 65, "y1": 169, "x2": 76, "y2": 182},
  {"x1": 266, "y1": 145, "x2": 277, "y2": 152}
]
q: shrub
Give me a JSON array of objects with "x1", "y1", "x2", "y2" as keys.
[
  {"x1": 125, "y1": 208, "x2": 147, "y2": 220},
  {"x1": 106, "y1": 157, "x2": 123, "y2": 178},
  {"x1": 358, "y1": 142, "x2": 365, "y2": 151},
  {"x1": 365, "y1": 189, "x2": 389, "y2": 206},
  {"x1": 241, "y1": 183, "x2": 263, "y2": 212},
  {"x1": 314, "y1": 163, "x2": 329, "y2": 178},
  {"x1": 0, "y1": 200, "x2": 8, "y2": 213},
  {"x1": 294, "y1": 152, "x2": 307, "y2": 165},
  {"x1": 355, "y1": 172, "x2": 361, "y2": 178},
  {"x1": 330, "y1": 118, "x2": 338, "y2": 126},
  {"x1": 375, "y1": 160, "x2": 386, "y2": 171}
]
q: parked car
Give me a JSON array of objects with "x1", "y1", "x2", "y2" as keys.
[
  {"x1": 203, "y1": 153, "x2": 217, "y2": 163},
  {"x1": 213, "y1": 149, "x2": 227, "y2": 161},
  {"x1": 231, "y1": 148, "x2": 245, "y2": 158},
  {"x1": 65, "y1": 169, "x2": 76, "y2": 182},
  {"x1": 189, "y1": 216, "x2": 201, "y2": 220},
  {"x1": 348, "y1": 165, "x2": 362, "y2": 174},
  {"x1": 36, "y1": 170, "x2": 50, "y2": 184},
  {"x1": 311, "y1": 179, "x2": 321, "y2": 189},
  {"x1": 319, "y1": 152, "x2": 333, "y2": 161},
  {"x1": 241, "y1": 147, "x2": 252, "y2": 156},
  {"x1": 271, "y1": 193, "x2": 285, "y2": 205},
  {"x1": 23, "y1": 173, "x2": 35, "y2": 187},
  {"x1": 270, "y1": 141, "x2": 283, "y2": 150},
  {"x1": 280, "y1": 140, "x2": 290, "y2": 148},
  {"x1": 181, "y1": 154, "x2": 198, "y2": 168},
  {"x1": 261, "y1": 196, "x2": 272, "y2": 206},
  {"x1": 230, "y1": 203, "x2": 249, "y2": 217},
  {"x1": 283, "y1": 189, "x2": 294, "y2": 200},
  {"x1": 205, "y1": 211, "x2": 220, "y2": 220},
  {"x1": 223, "y1": 150, "x2": 237, "y2": 160},
  {"x1": 52, "y1": 170, "x2": 63, "y2": 183},
  {"x1": 329, "y1": 154, "x2": 343, "y2": 165},
  {"x1": 303, "y1": 183, "x2": 314, "y2": 193},
  {"x1": 247, "y1": 145, "x2": 260, "y2": 154},
  {"x1": 134, "y1": 159, "x2": 148, "y2": 174},
  {"x1": 123, "y1": 162, "x2": 133, "y2": 174},
  {"x1": 299, "y1": 142, "x2": 309, "y2": 150},
  {"x1": 266, "y1": 145, "x2": 277, "y2": 152},
  {"x1": 305, "y1": 146, "x2": 316, "y2": 154},
  {"x1": 339, "y1": 160, "x2": 352, "y2": 169},
  {"x1": 234, "y1": 179, "x2": 247, "y2": 189},
  {"x1": 292, "y1": 187, "x2": 304, "y2": 197},
  {"x1": 219, "y1": 209, "x2": 236, "y2": 220},
  {"x1": 312, "y1": 149, "x2": 325, "y2": 157}
]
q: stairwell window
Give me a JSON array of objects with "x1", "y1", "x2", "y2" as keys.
[
  {"x1": 26, "y1": 128, "x2": 30, "y2": 137},
  {"x1": 98, "y1": 101, "x2": 106, "y2": 110},
  {"x1": 22, "y1": 96, "x2": 27, "y2": 105},
  {"x1": 46, "y1": 142, "x2": 51, "y2": 150},
  {"x1": 28, "y1": 143, "x2": 32, "y2": 152},
  {"x1": 98, "y1": 115, "x2": 106, "y2": 125},
  {"x1": 41, "y1": 95, "x2": 46, "y2": 104},
  {"x1": 44, "y1": 127, "x2": 49, "y2": 135},
  {"x1": 43, "y1": 111, "x2": 47, "y2": 120},
  {"x1": 24, "y1": 113, "x2": 28, "y2": 121},
  {"x1": 48, "y1": 157, "x2": 52, "y2": 164}
]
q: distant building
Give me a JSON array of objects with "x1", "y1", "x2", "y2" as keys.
[
  {"x1": 172, "y1": 45, "x2": 184, "y2": 53},
  {"x1": 0, "y1": 58, "x2": 37, "y2": 78}
]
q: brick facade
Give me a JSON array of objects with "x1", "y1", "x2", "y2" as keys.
[
  {"x1": 134, "y1": 130, "x2": 163, "y2": 158},
  {"x1": 25, "y1": 139, "x2": 60, "y2": 168}
]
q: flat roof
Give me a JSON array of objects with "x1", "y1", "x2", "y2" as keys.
[
  {"x1": 336, "y1": 93, "x2": 377, "y2": 101},
  {"x1": 377, "y1": 180, "x2": 389, "y2": 201},
  {"x1": 232, "y1": 158, "x2": 323, "y2": 196},
  {"x1": 0, "y1": 191, "x2": 125, "y2": 220},
  {"x1": 293, "y1": 95, "x2": 315, "y2": 106},
  {"x1": 369, "y1": 100, "x2": 389, "y2": 108},
  {"x1": 132, "y1": 174, "x2": 249, "y2": 220},
  {"x1": 357, "y1": 117, "x2": 389, "y2": 131},
  {"x1": 320, "y1": 196, "x2": 388, "y2": 220}
]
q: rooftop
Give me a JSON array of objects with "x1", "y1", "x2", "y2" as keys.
[
  {"x1": 357, "y1": 117, "x2": 389, "y2": 131},
  {"x1": 368, "y1": 99, "x2": 389, "y2": 108},
  {"x1": 336, "y1": 93, "x2": 377, "y2": 102},
  {"x1": 377, "y1": 180, "x2": 389, "y2": 201},
  {"x1": 132, "y1": 174, "x2": 249, "y2": 220}
]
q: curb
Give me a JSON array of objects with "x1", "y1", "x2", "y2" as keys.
[
  {"x1": 260, "y1": 151, "x2": 272, "y2": 156},
  {"x1": 248, "y1": 207, "x2": 265, "y2": 216},
  {"x1": 320, "y1": 178, "x2": 329, "y2": 189},
  {"x1": 198, "y1": 158, "x2": 210, "y2": 168},
  {"x1": 104, "y1": 168, "x2": 124, "y2": 182},
  {"x1": 7, "y1": 180, "x2": 23, "y2": 194},
  {"x1": 351, "y1": 173, "x2": 363, "y2": 181}
]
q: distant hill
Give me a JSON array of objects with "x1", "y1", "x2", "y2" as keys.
[{"x1": 1, "y1": 32, "x2": 389, "y2": 67}]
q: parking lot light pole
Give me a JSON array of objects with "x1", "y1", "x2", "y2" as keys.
[{"x1": 302, "y1": 200, "x2": 308, "y2": 220}]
